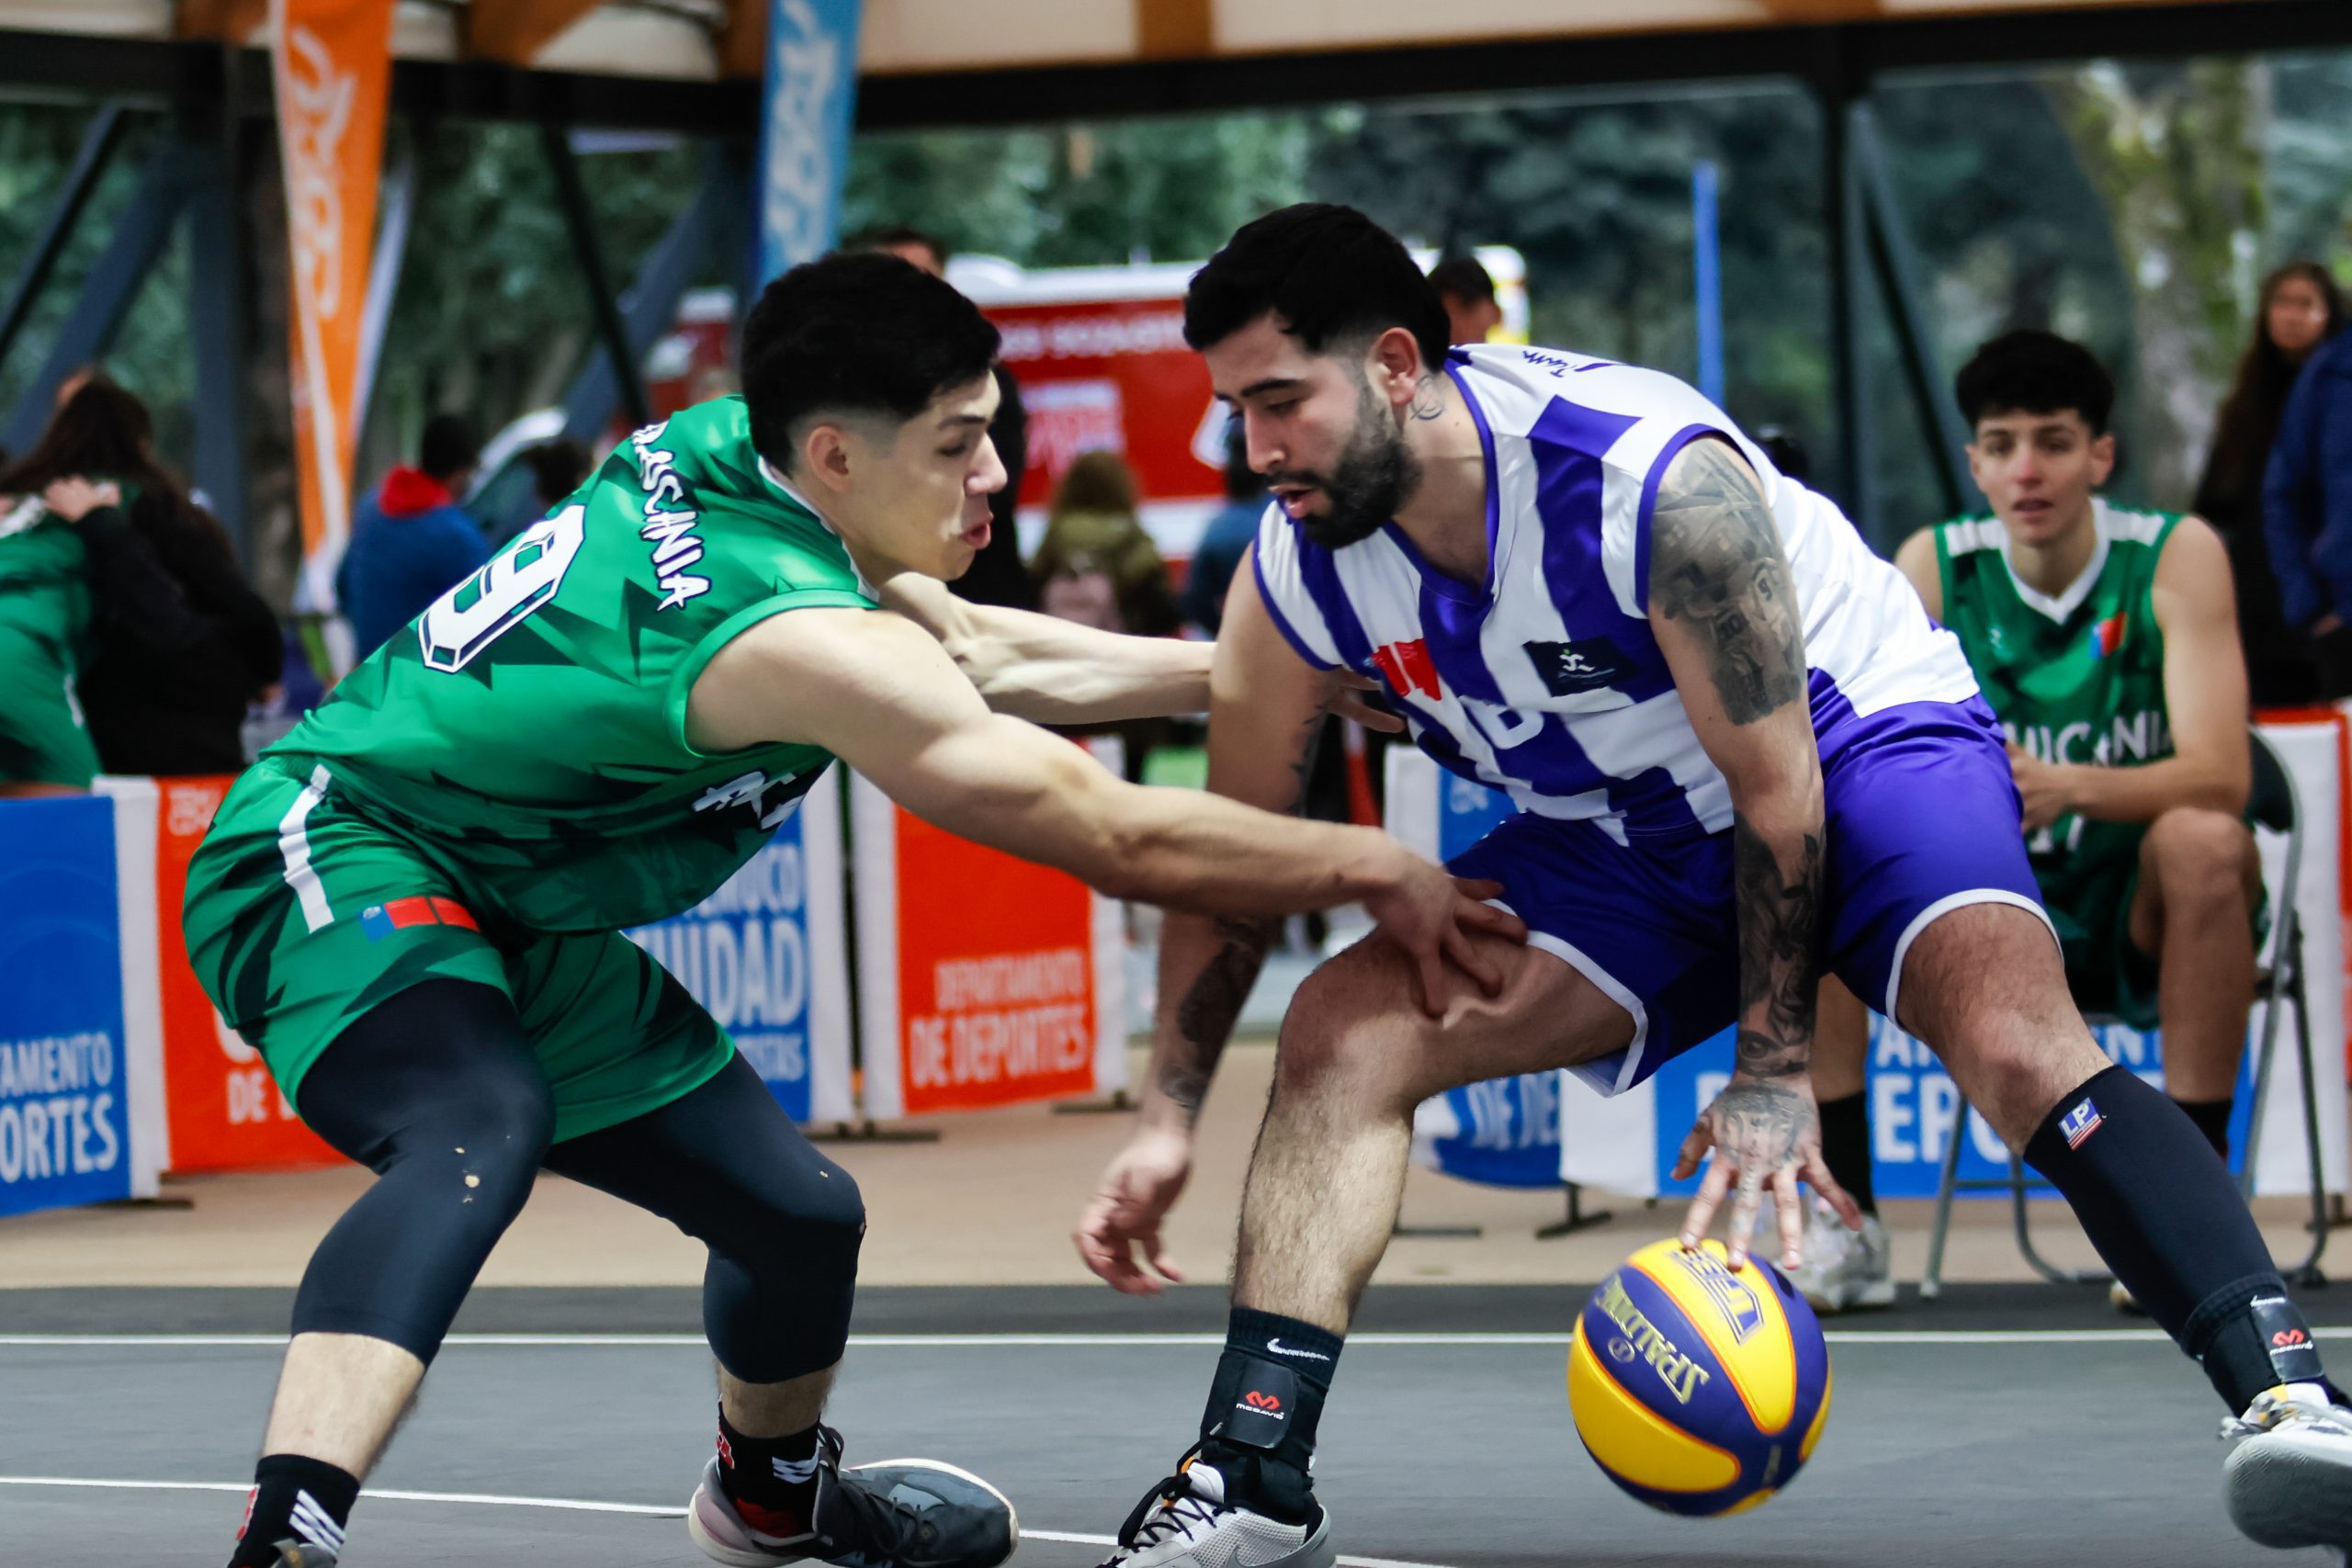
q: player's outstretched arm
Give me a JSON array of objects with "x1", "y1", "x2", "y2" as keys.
[
  {"x1": 1645, "y1": 437, "x2": 1857, "y2": 1272},
  {"x1": 688, "y1": 604, "x2": 1521, "y2": 943},
  {"x1": 876, "y1": 570, "x2": 1216, "y2": 724}
]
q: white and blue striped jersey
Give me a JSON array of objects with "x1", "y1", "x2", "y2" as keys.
[{"x1": 1252, "y1": 344, "x2": 1979, "y2": 840}]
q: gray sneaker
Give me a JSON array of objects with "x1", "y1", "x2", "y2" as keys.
[
  {"x1": 2222, "y1": 1382, "x2": 2352, "y2": 1556},
  {"x1": 1787, "y1": 1198, "x2": 1894, "y2": 1314},
  {"x1": 1099, "y1": 1452, "x2": 1333, "y2": 1568}
]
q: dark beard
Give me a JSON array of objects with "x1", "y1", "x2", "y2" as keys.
[{"x1": 1292, "y1": 386, "x2": 1421, "y2": 549}]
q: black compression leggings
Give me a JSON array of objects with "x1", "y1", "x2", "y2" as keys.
[{"x1": 290, "y1": 979, "x2": 864, "y2": 1380}]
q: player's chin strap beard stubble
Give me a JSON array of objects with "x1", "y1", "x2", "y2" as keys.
[{"x1": 1649, "y1": 439, "x2": 1824, "y2": 1150}]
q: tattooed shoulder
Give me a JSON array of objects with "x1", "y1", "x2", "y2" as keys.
[{"x1": 1647, "y1": 438, "x2": 1806, "y2": 726}]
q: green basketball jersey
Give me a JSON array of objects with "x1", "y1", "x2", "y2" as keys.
[
  {"x1": 269, "y1": 396, "x2": 875, "y2": 933},
  {"x1": 1934, "y1": 498, "x2": 2179, "y2": 887},
  {"x1": 0, "y1": 498, "x2": 93, "y2": 657}
]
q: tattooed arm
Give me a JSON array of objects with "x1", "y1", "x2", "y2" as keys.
[
  {"x1": 1078, "y1": 553, "x2": 1344, "y2": 1292},
  {"x1": 1644, "y1": 438, "x2": 1859, "y2": 1271}
]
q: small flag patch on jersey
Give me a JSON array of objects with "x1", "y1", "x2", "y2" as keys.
[
  {"x1": 2061, "y1": 1098, "x2": 2104, "y2": 1149},
  {"x1": 2087, "y1": 612, "x2": 2127, "y2": 660},
  {"x1": 1370, "y1": 637, "x2": 1442, "y2": 699},
  {"x1": 361, "y1": 896, "x2": 479, "y2": 942}
]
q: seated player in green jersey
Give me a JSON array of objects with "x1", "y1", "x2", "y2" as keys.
[
  {"x1": 184, "y1": 254, "x2": 1520, "y2": 1568},
  {"x1": 0, "y1": 478, "x2": 116, "y2": 795},
  {"x1": 1793, "y1": 331, "x2": 2263, "y2": 1314}
]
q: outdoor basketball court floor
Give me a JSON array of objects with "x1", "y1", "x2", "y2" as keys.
[{"x1": 3, "y1": 1284, "x2": 2345, "y2": 1565}]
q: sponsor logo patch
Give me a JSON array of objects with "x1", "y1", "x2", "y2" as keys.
[
  {"x1": 2061, "y1": 1098, "x2": 2103, "y2": 1149},
  {"x1": 359, "y1": 895, "x2": 478, "y2": 942},
  {"x1": 1523, "y1": 637, "x2": 1633, "y2": 697}
]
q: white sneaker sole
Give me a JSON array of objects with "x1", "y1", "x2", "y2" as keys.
[
  {"x1": 2225, "y1": 1428, "x2": 2352, "y2": 1551},
  {"x1": 1800, "y1": 1276, "x2": 1895, "y2": 1314},
  {"x1": 689, "y1": 1457, "x2": 1020, "y2": 1568}
]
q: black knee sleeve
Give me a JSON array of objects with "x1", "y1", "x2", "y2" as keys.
[
  {"x1": 700, "y1": 1153, "x2": 865, "y2": 1384},
  {"x1": 2024, "y1": 1064, "x2": 2323, "y2": 1408},
  {"x1": 290, "y1": 981, "x2": 555, "y2": 1363}
]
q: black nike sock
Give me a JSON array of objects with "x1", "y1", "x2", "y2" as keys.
[
  {"x1": 2173, "y1": 1095, "x2": 2234, "y2": 1162},
  {"x1": 2025, "y1": 1065, "x2": 2325, "y2": 1411},
  {"x1": 1816, "y1": 1090, "x2": 1876, "y2": 1215},
  {"x1": 1197, "y1": 1308, "x2": 1342, "y2": 1525},
  {"x1": 226, "y1": 1454, "x2": 358, "y2": 1567}
]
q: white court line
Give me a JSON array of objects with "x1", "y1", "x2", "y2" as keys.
[
  {"x1": 6, "y1": 1326, "x2": 2352, "y2": 1348},
  {"x1": 0, "y1": 1476, "x2": 1449, "y2": 1568}
]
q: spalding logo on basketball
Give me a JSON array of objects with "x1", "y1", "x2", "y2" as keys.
[{"x1": 1566, "y1": 1238, "x2": 1832, "y2": 1517}]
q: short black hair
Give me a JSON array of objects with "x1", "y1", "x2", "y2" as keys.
[
  {"x1": 741, "y1": 252, "x2": 1001, "y2": 472},
  {"x1": 842, "y1": 224, "x2": 949, "y2": 267},
  {"x1": 420, "y1": 413, "x2": 481, "y2": 480},
  {"x1": 524, "y1": 438, "x2": 592, "y2": 505},
  {"x1": 1955, "y1": 329, "x2": 2116, "y2": 435},
  {"x1": 1185, "y1": 204, "x2": 1452, "y2": 377},
  {"x1": 1426, "y1": 254, "x2": 1495, "y2": 305}
]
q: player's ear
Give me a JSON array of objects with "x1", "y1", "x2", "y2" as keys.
[
  {"x1": 2087, "y1": 430, "x2": 2117, "y2": 487},
  {"x1": 800, "y1": 421, "x2": 856, "y2": 495},
  {"x1": 1367, "y1": 326, "x2": 1423, "y2": 409}
]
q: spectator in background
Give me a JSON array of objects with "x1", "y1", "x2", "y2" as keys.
[
  {"x1": 0, "y1": 378, "x2": 280, "y2": 777},
  {"x1": 1182, "y1": 417, "x2": 1267, "y2": 637},
  {"x1": 951, "y1": 365, "x2": 1039, "y2": 611},
  {"x1": 338, "y1": 414, "x2": 488, "y2": 657},
  {"x1": 2260, "y1": 271, "x2": 2352, "y2": 698},
  {"x1": 1429, "y1": 254, "x2": 1502, "y2": 344},
  {"x1": 0, "y1": 479, "x2": 102, "y2": 795},
  {"x1": 842, "y1": 224, "x2": 949, "y2": 278},
  {"x1": 1034, "y1": 450, "x2": 1181, "y2": 781},
  {"x1": 524, "y1": 437, "x2": 594, "y2": 513},
  {"x1": 2199, "y1": 262, "x2": 2344, "y2": 706}
]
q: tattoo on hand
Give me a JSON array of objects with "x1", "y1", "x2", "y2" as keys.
[
  {"x1": 1707, "y1": 1075, "x2": 1812, "y2": 1168},
  {"x1": 1650, "y1": 441, "x2": 1806, "y2": 726},
  {"x1": 1164, "y1": 917, "x2": 1272, "y2": 1120},
  {"x1": 1733, "y1": 818, "x2": 1822, "y2": 1080}
]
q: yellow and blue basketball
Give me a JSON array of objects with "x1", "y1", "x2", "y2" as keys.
[{"x1": 1566, "y1": 1238, "x2": 1832, "y2": 1517}]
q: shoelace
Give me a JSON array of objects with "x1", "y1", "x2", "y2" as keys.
[
  {"x1": 2221, "y1": 1391, "x2": 2352, "y2": 1441},
  {"x1": 812, "y1": 1427, "x2": 933, "y2": 1557},
  {"x1": 1110, "y1": 1460, "x2": 1224, "y2": 1562}
]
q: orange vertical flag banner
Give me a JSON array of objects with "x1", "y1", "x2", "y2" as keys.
[{"x1": 272, "y1": 0, "x2": 396, "y2": 615}]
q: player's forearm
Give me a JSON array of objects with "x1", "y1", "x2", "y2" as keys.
[
  {"x1": 1102, "y1": 784, "x2": 1414, "y2": 917},
  {"x1": 2057, "y1": 754, "x2": 2249, "y2": 824},
  {"x1": 1728, "y1": 784, "x2": 1826, "y2": 1083},
  {"x1": 1141, "y1": 910, "x2": 1275, "y2": 1132},
  {"x1": 981, "y1": 619, "x2": 1212, "y2": 723}
]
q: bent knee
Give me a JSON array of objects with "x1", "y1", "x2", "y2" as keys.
[
  {"x1": 2143, "y1": 807, "x2": 2256, "y2": 894},
  {"x1": 749, "y1": 1156, "x2": 866, "y2": 1258},
  {"x1": 1273, "y1": 938, "x2": 1428, "y2": 1091}
]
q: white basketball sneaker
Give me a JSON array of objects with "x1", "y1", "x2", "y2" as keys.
[
  {"x1": 1098, "y1": 1450, "x2": 1332, "y2": 1568},
  {"x1": 2222, "y1": 1382, "x2": 2352, "y2": 1558},
  {"x1": 1787, "y1": 1197, "x2": 1894, "y2": 1314}
]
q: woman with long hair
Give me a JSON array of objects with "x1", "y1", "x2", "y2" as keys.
[
  {"x1": 2195, "y1": 261, "x2": 2345, "y2": 706},
  {"x1": 0, "y1": 378, "x2": 281, "y2": 774}
]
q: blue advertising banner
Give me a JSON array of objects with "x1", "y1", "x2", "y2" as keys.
[
  {"x1": 0, "y1": 797, "x2": 138, "y2": 1214},
  {"x1": 756, "y1": 0, "x2": 863, "y2": 285},
  {"x1": 625, "y1": 777, "x2": 853, "y2": 1122}
]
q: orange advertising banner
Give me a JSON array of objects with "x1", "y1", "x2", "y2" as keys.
[
  {"x1": 272, "y1": 0, "x2": 396, "y2": 613},
  {"x1": 850, "y1": 765, "x2": 1127, "y2": 1120},
  {"x1": 153, "y1": 779, "x2": 338, "y2": 1172}
]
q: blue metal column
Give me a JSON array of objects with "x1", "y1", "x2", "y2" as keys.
[
  {"x1": 1692, "y1": 161, "x2": 1725, "y2": 409},
  {"x1": 0, "y1": 104, "x2": 129, "y2": 378},
  {"x1": 0, "y1": 144, "x2": 187, "y2": 457},
  {"x1": 184, "y1": 103, "x2": 251, "y2": 564}
]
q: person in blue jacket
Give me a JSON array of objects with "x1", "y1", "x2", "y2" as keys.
[
  {"x1": 2264, "y1": 329, "x2": 2352, "y2": 696},
  {"x1": 337, "y1": 415, "x2": 487, "y2": 656}
]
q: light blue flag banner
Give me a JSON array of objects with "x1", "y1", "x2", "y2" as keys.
[{"x1": 757, "y1": 0, "x2": 864, "y2": 285}]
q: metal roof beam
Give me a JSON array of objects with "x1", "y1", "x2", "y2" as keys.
[{"x1": 463, "y1": 0, "x2": 611, "y2": 64}]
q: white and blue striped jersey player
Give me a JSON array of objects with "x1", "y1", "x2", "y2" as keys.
[{"x1": 1251, "y1": 344, "x2": 2054, "y2": 1094}]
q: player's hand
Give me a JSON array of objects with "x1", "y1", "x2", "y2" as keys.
[
  {"x1": 41, "y1": 477, "x2": 120, "y2": 523},
  {"x1": 1674, "y1": 1070, "x2": 1859, "y2": 1272},
  {"x1": 1322, "y1": 671, "x2": 1405, "y2": 734},
  {"x1": 2004, "y1": 741, "x2": 2072, "y2": 832},
  {"x1": 1075, "y1": 1125, "x2": 1195, "y2": 1293},
  {"x1": 1362, "y1": 858, "x2": 1527, "y2": 1018}
]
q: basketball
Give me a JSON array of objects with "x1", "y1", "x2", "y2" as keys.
[{"x1": 1567, "y1": 1238, "x2": 1833, "y2": 1517}]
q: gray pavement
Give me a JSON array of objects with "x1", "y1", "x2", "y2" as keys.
[{"x1": 0, "y1": 1290, "x2": 2340, "y2": 1565}]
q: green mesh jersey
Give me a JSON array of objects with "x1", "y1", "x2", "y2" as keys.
[
  {"x1": 270, "y1": 396, "x2": 874, "y2": 932},
  {"x1": 0, "y1": 499, "x2": 92, "y2": 658},
  {"x1": 1934, "y1": 498, "x2": 2180, "y2": 879}
]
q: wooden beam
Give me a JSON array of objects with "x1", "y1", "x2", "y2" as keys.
[
  {"x1": 463, "y1": 0, "x2": 611, "y2": 65},
  {"x1": 175, "y1": 0, "x2": 268, "y2": 43},
  {"x1": 1136, "y1": 0, "x2": 1215, "y2": 61},
  {"x1": 1755, "y1": 0, "x2": 1885, "y2": 19},
  {"x1": 718, "y1": 0, "x2": 768, "y2": 80}
]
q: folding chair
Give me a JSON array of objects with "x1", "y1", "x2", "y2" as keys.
[{"x1": 1918, "y1": 729, "x2": 2332, "y2": 1297}]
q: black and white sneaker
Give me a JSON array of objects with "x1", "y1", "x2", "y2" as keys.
[
  {"x1": 2222, "y1": 1382, "x2": 2352, "y2": 1558},
  {"x1": 688, "y1": 1424, "x2": 1018, "y2": 1568},
  {"x1": 1098, "y1": 1450, "x2": 1332, "y2": 1568}
]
